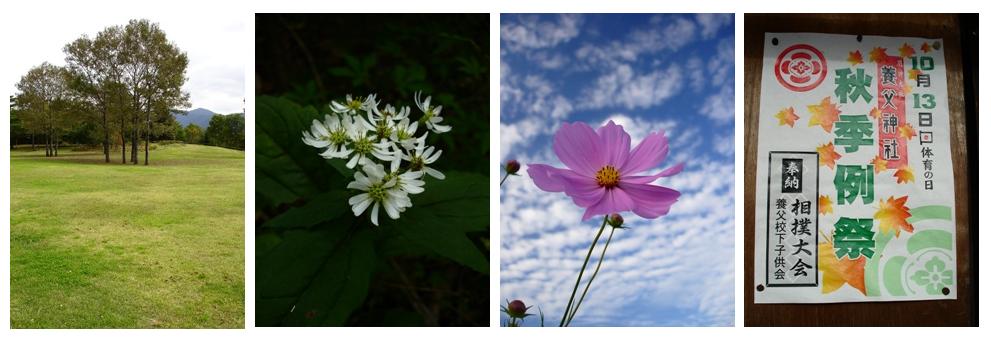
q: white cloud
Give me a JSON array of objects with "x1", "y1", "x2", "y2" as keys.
[
  {"x1": 501, "y1": 117, "x2": 549, "y2": 161},
  {"x1": 700, "y1": 85, "x2": 734, "y2": 124},
  {"x1": 581, "y1": 64, "x2": 683, "y2": 110},
  {"x1": 695, "y1": 14, "x2": 733, "y2": 39},
  {"x1": 707, "y1": 37, "x2": 735, "y2": 88},
  {"x1": 574, "y1": 16, "x2": 698, "y2": 69},
  {"x1": 596, "y1": 114, "x2": 677, "y2": 145},
  {"x1": 501, "y1": 73, "x2": 573, "y2": 120},
  {"x1": 501, "y1": 154, "x2": 735, "y2": 326},
  {"x1": 502, "y1": 14, "x2": 583, "y2": 52},
  {"x1": 686, "y1": 57, "x2": 706, "y2": 92},
  {"x1": 527, "y1": 50, "x2": 569, "y2": 70},
  {"x1": 713, "y1": 134, "x2": 735, "y2": 157}
]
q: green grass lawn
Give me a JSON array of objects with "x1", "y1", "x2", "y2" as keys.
[{"x1": 10, "y1": 143, "x2": 244, "y2": 328}]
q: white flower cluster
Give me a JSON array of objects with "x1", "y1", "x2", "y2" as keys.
[{"x1": 302, "y1": 92, "x2": 451, "y2": 226}]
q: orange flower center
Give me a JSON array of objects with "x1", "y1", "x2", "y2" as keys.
[{"x1": 595, "y1": 165, "x2": 620, "y2": 188}]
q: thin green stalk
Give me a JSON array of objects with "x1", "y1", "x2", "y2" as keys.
[
  {"x1": 565, "y1": 226, "x2": 616, "y2": 326},
  {"x1": 559, "y1": 216, "x2": 608, "y2": 327},
  {"x1": 500, "y1": 172, "x2": 510, "y2": 186}
]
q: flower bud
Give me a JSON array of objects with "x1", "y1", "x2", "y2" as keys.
[
  {"x1": 505, "y1": 160, "x2": 521, "y2": 174},
  {"x1": 506, "y1": 299, "x2": 527, "y2": 318},
  {"x1": 607, "y1": 213, "x2": 624, "y2": 228}
]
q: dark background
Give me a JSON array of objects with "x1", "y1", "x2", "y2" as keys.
[
  {"x1": 744, "y1": 13, "x2": 977, "y2": 326},
  {"x1": 255, "y1": 13, "x2": 489, "y2": 326}
]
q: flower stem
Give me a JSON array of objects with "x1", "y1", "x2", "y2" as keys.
[
  {"x1": 500, "y1": 172, "x2": 510, "y2": 186},
  {"x1": 565, "y1": 226, "x2": 616, "y2": 326},
  {"x1": 559, "y1": 216, "x2": 608, "y2": 327}
]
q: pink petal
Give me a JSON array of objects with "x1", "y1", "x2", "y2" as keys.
[
  {"x1": 619, "y1": 182, "x2": 680, "y2": 219},
  {"x1": 553, "y1": 122, "x2": 604, "y2": 176},
  {"x1": 581, "y1": 188, "x2": 636, "y2": 220},
  {"x1": 622, "y1": 162, "x2": 685, "y2": 184},
  {"x1": 529, "y1": 164, "x2": 605, "y2": 208},
  {"x1": 597, "y1": 120, "x2": 630, "y2": 167},
  {"x1": 559, "y1": 174, "x2": 606, "y2": 208},
  {"x1": 527, "y1": 163, "x2": 568, "y2": 192},
  {"x1": 620, "y1": 130, "x2": 670, "y2": 175}
]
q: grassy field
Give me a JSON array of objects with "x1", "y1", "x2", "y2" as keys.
[{"x1": 10, "y1": 144, "x2": 244, "y2": 328}]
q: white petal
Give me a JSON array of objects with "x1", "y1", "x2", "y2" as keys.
[
  {"x1": 432, "y1": 124, "x2": 451, "y2": 133},
  {"x1": 346, "y1": 180, "x2": 369, "y2": 191},
  {"x1": 351, "y1": 196, "x2": 373, "y2": 216},
  {"x1": 383, "y1": 199, "x2": 400, "y2": 220},
  {"x1": 425, "y1": 167, "x2": 445, "y2": 180},
  {"x1": 346, "y1": 154, "x2": 360, "y2": 169},
  {"x1": 425, "y1": 149, "x2": 442, "y2": 163},
  {"x1": 370, "y1": 203, "x2": 380, "y2": 226}
]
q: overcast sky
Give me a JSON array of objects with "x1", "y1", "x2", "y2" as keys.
[{"x1": 3, "y1": 9, "x2": 245, "y2": 114}]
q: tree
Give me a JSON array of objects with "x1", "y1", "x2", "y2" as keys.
[
  {"x1": 205, "y1": 113, "x2": 244, "y2": 150},
  {"x1": 64, "y1": 25, "x2": 126, "y2": 163},
  {"x1": 15, "y1": 63, "x2": 73, "y2": 157},
  {"x1": 119, "y1": 19, "x2": 190, "y2": 165},
  {"x1": 185, "y1": 124, "x2": 203, "y2": 144}
]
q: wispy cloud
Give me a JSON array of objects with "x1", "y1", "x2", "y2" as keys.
[
  {"x1": 500, "y1": 14, "x2": 734, "y2": 326},
  {"x1": 502, "y1": 14, "x2": 583, "y2": 51},
  {"x1": 580, "y1": 64, "x2": 683, "y2": 110}
]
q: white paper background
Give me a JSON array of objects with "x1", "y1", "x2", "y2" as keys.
[{"x1": 753, "y1": 32, "x2": 957, "y2": 303}]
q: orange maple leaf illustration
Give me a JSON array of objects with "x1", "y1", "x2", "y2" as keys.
[
  {"x1": 899, "y1": 43, "x2": 916, "y2": 58},
  {"x1": 921, "y1": 42, "x2": 932, "y2": 53},
  {"x1": 899, "y1": 123, "x2": 917, "y2": 140},
  {"x1": 894, "y1": 165, "x2": 915, "y2": 184},
  {"x1": 847, "y1": 50, "x2": 863, "y2": 66},
  {"x1": 868, "y1": 107, "x2": 881, "y2": 119},
  {"x1": 775, "y1": 107, "x2": 799, "y2": 127},
  {"x1": 807, "y1": 97, "x2": 842, "y2": 132},
  {"x1": 875, "y1": 195, "x2": 914, "y2": 238},
  {"x1": 909, "y1": 68, "x2": 922, "y2": 81},
  {"x1": 871, "y1": 155, "x2": 889, "y2": 173},
  {"x1": 817, "y1": 142, "x2": 842, "y2": 169},
  {"x1": 819, "y1": 195, "x2": 834, "y2": 215},
  {"x1": 869, "y1": 47, "x2": 889, "y2": 62},
  {"x1": 819, "y1": 236, "x2": 867, "y2": 295}
]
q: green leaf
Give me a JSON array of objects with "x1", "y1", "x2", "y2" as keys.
[
  {"x1": 387, "y1": 172, "x2": 489, "y2": 274},
  {"x1": 263, "y1": 190, "x2": 350, "y2": 229},
  {"x1": 255, "y1": 226, "x2": 350, "y2": 325},
  {"x1": 255, "y1": 225, "x2": 375, "y2": 326},
  {"x1": 256, "y1": 96, "x2": 339, "y2": 208},
  {"x1": 285, "y1": 229, "x2": 376, "y2": 326}
]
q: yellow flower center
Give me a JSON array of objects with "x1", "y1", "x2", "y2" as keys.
[{"x1": 595, "y1": 165, "x2": 620, "y2": 188}]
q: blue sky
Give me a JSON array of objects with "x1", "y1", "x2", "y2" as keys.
[{"x1": 500, "y1": 14, "x2": 735, "y2": 327}]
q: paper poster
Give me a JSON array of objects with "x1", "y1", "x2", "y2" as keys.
[{"x1": 754, "y1": 33, "x2": 957, "y2": 303}]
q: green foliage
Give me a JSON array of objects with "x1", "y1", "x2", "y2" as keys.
[
  {"x1": 255, "y1": 95, "x2": 488, "y2": 326},
  {"x1": 184, "y1": 124, "x2": 203, "y2": 144},
  {"x1": 205, "y1": 113, "x2": 245, "y2": 150}
]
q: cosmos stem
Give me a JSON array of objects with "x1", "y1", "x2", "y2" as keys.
[
  {"x1": 565, "y1": 225, "x2": 616, "y2": 326},
  {"x1": 559, "y1": 216, "x2": 608, "y2": 327},
  {"x1": 500, "y1": 172, "x2": 511, "y2": 186}
]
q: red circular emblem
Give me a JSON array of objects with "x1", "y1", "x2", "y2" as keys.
[{"x1": 774, "y1": 44, "x2": 827, "y2": 92}]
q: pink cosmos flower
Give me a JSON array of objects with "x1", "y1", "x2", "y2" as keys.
[{"x1": 528, "y1": 121, "x2": 684, "y2": 221}]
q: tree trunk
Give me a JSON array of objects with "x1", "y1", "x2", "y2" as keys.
[
  {"x1": 130, "y1": 116, "x2": 139, "y2": 164},
  {"x1": 121, "y1": 115, "x2": 127, "y2": 164},
  {"x1": 31, "y1": 133, "x2": 35, "y2": 151},
  {"x1": 144, "y1": 115, "x2": 151, "y2": 165},
  {"x1": 103, "y1": 111, "x2": 110, "y2": 163}
]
